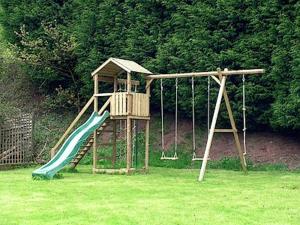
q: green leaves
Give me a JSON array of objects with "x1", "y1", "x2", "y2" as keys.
[{"x1": 0, "y1": 0, "x2": 299, "y2": 131}]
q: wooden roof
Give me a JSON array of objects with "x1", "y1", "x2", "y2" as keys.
[{"x1": 91, "y1": 58, "x2": 152, "y2": 77}]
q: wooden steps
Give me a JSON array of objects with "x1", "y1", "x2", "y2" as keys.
[{"x1": 69, "y1": 120, "x2": 113, "y2": 169}]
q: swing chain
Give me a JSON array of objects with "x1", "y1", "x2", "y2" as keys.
[
  {"x1": 242, "y1": 74, "x2": 247, "y2": 166},
  {"x1": 160, "y1": 79, "x2": 165, "y2": 151},
  {"x1": 192, "y1": 77, "x2": 196, "y2": 153},
  {"x1": 160, "y1": 78, "x2": 179, "y2": 160},
  {"x1": 175, "y1": 78, "x2": 178, "y2": 155}
]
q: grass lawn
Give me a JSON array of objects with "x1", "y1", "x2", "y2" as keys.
[{"x1": 0, "y1": 166, "x2": 299, "y2": 225}]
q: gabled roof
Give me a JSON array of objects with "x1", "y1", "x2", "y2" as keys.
[{"x1": 91, "y1": 57, "x2": 152, "y2": 77}]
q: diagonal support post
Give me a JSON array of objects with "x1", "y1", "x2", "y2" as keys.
[
  {"x1": 199, "y1": 75, "x2": 227, "y2": 181},
  {"x1": 198, "y1": 69, "x2": 248, "y2": 182},
  {"x1": 220, "y1": 69, "x2": 247, "y2": 174}
]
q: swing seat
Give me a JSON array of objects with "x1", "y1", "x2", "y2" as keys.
[
  {"x1": 192, "y1": 152, "x2": 210, "y2": 161},
  {"x1": 160, "y1": 156, "x2": 178, "y2": 160},
  {"x1": 192, "y1": 157, "x2": 210, "y2": 161},
  {"x1": 160, "y1": 152, "x2": 178, "y2": 160}
]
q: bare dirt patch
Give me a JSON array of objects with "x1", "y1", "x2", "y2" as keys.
[{"x1": 159, "y1": 119, "x2": 300, "y2": 169}]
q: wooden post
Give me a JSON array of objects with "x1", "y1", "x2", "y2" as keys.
[
  {"x1": 50, "y1": 96, "x2": 94, "y2": 158},
  {"x1": 93, "y1": 74, "x2": 99, "y2": 173},
  {"x1": 126, "y1": 72, "x2": 132, "y2": 173},
  {"x1": 112, "y1": 76, "x2": 117, "y2": 168},
  {"x1": 145, "y1": 121, "x2": 149, "y2": 171},
  {"x1": 221, "y1": 69, "x2": 247, "y2": 173},
  {"x1": 145, "y1": 79, "x2": 150, "y2": 171},
  {"x1": 199, "y1": 74, "x2": 227, "y2": 181}
]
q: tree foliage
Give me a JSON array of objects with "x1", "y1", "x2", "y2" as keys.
[{"x1": 0, "y1": 0, "x2": 299, "y2": 131}]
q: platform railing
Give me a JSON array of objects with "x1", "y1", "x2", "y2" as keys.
[{"x1": 110, "y1": 92, "x2": 149, "y2": 117}]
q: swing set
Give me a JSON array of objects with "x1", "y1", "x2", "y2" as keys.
[
  {"x1": 49, "y1": 57, "x2": 263, "y2": 181},
  {"x1": 147, "y1": 67, "x2": 264, "y2": 181},
  {"x1": 160, "y1": 72, "x2": 248, "y2": 163}
]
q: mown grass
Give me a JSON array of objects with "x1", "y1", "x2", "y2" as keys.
[{"x1": 0, "y1": 166, "x2": 299, "y2": 225}]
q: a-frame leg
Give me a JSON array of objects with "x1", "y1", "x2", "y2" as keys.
[
  {"x1": 221, "y1": 81, "x2": 247, "y2": 174},
  {"x1": 199, "y1": 75, "x2": 227, "y2": 181},
  {"x1": 199, "y1": 73, "x2": 248, "y2": 182}
]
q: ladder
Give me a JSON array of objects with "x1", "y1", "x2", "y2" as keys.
[{"x1": 69, "y1": 120, "x2": 112, "y2": 169}]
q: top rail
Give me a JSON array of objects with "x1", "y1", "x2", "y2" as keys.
[{"x1": 146, "y1": 69, "x2": 264, "y2": 80}]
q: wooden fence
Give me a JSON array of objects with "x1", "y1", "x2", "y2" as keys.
[{"x1": 0, "y1": 113, "x2": 33, "y2": 166}]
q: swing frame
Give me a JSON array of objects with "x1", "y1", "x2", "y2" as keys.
[{"x1": 147, "y1": 68, "x2": 264, "y2": 181}]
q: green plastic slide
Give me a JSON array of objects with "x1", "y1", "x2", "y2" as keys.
[{"x1": 32, "y1": 111, "x2": 110, "y2": 179}]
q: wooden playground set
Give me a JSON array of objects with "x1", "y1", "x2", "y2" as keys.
[{"x1": 33, "y1": 57, "x2": 264, "y2": 181}]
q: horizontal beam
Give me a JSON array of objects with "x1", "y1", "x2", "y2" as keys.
[
  {"x1": 94, "y1": 93, "x2": 113, "y2": 97},
  {"x1": 146, "y1": 69, "x2": 264, "y2": 79},
  {"x1": 98, "y1": 77, "x2": 140, "y2": 86},
  {"x1": 110, "y1": 115, "x2": 150, "y2": 120},
  {"x1": 213, "y1": 128, "x2": 237, "y2": 133},
  {"x1": 117, "y1": 79, "x2": 140, "y2": 86}
]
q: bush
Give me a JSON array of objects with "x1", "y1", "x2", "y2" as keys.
[{"x1": 41, "y1": 85, "x2": 79, "y2": 112}]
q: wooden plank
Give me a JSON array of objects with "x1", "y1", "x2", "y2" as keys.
[
  {"x1": 123, "y1": 93, "x2": 127, "y2": 115},
  {"x1": 134, "y1": 94, "x2": 137, "y2": 116},
  {"x1": 146, "y1": 95, "x2": 149, "y2": 116},
  {"x1": 110, "y1": 94, "x2": 115, "y2": 116},
  {"x1": 118, "y1": 79, "x2": 140, "y2": 86},
  {"x1": 214, "y1": 128, "x2": 237, "y2": 133},
  {"x1": 133, "y1": 93, "x2": 137, "y2": 116},
  {"x1": 118, "y1": 93, "x2": 121, "y2": 115},
  {"x1": 132, "y1": 93, "x2": 135, "y2": 116},
  {"x1": 50, "y1": 96, "x2": 94, "y2": 158},
  {"x1": 145, "y1": 120, "x2": 149, "y2": 171},
  {"x1": 127, "y1": 72, "x2": 132, "y2": 116},
  {"x1": 122, "y1": 93, "x2": 125, "y2": 115},
  {"x1": 129, "y1": 116, "x2": 150, "y2": 120},
  {"x1": 145, "y1": 79, "x2": 151, "y2": 171},
  {"x1": 126, "y1": 117, "x2": 132, "y2": 173},
  {"x1": 198, "y1": 75, "x2": 227, "y2": 182},
  {"x1": 93, "y1": 74, "x2": 99, "y2": 173},
  {"x1": 211, "y1": 75, "x2": 221, "y2": 85},
  {"x1": 138, "y1": 94, "x2": 141, "y2": 116},
  {"x1": 110, "y1": 115, "x2": 150, "y2": 120},
  {"x1": 145, "y1": 78, "x2": 153, "y2": 89},
  {"x1": 94, "y1": 93, "x2": 113, "y2": 97},
  {"x1": 98, "y1": 97, "x2": 111, "y2": 115},
  {"x1": 127, "y1": 93, "x2": 132, "y2": 116},
  {"x1": 98, "y1": 77, "x2": 140, "y2": 86},
  {"x1": 112, "y1": 120, "x2": 117, "y2": 168},
  {"x1": 117, "y1": 93, "x2": 120, "y2": 115},
  {"x1": 112, "y1": 78, "x2": 117, "y2": 168},
  {"x1": 139, "y1": 94, "x2": 142, "y2": 116},
  {"x1": 143, "y1": 94, "x2": 147, "y2": 116},
  {"x1": 146, "y1": 69, "x2": 264, "y2": 79}
]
